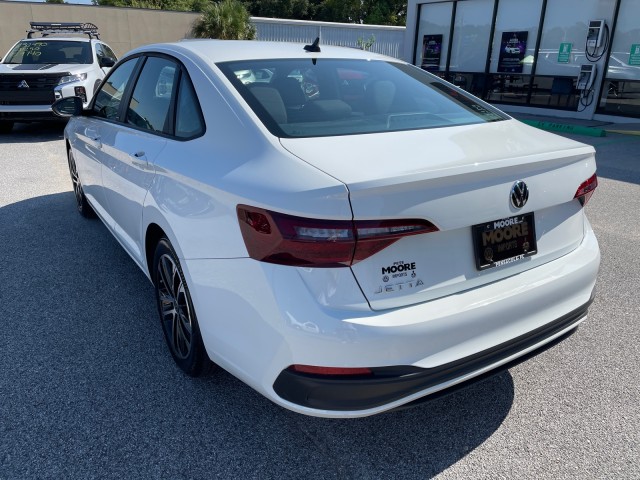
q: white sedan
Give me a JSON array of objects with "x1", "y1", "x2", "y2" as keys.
[{"x1": 53, "y1": 40, "x2": 600, "y2": 418}]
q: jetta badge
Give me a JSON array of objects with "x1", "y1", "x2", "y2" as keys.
[
  {"x1": 510, "y1": 180, "x2": 529, "y2": 209},
  {"x1": 18, "y1": 80, "x2": 30, "y2": 89}
]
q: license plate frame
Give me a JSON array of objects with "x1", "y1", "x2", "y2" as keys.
[{"x1": 472, "y1": 212, "x2": 537, "y2": 270}]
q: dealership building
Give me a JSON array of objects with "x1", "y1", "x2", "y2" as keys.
[{"x1": 405, "y1": 0, "x2": 640, "y2": 121}]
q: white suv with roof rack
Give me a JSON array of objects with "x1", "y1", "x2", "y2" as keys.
[{"x1": 0, "y1": 22, "x2": 117, "y2": 133}]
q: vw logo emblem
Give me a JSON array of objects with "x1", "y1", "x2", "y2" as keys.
[
  {"x1": 510, "y1": 180, "x2": 529, "y2": 209},
  {"x1": 18, "y1": 80, "x2": 30, "y2": 89}
]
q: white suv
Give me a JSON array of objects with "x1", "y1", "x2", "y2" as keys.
[{"x1": 0, "y1": 22, "x2": 117, "y2": 133}]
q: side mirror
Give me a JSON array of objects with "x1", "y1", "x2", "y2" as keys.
[
  {"x1": 99, "y1": 57, "x2": 116, "y2": 68},
  {"x1": 52, "y1": 96, "x2": 84, "y2": 117}
]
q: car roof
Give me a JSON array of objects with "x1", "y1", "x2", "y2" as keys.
[{"x1": 128, "y1": 40, "x2": 401, "y2": 64}]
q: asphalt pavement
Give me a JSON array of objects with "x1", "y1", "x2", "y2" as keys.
[{"x1": 0, "y1": 121, "x2": 638, "y2": 479}]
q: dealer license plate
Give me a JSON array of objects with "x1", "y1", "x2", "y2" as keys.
[{"x1": 472, "y1": 213, "x2": 537, "y2": 270}]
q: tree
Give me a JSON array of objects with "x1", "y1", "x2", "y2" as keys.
[
  {"x1": 91, "y1": 0, "x2": 406, "y2": 25},
  {"x1": 245, "y1": 0, "x2": 309, "y2": 20},
  {"x1": 93, "y1": 0, "x2": 209, "y2": 12},
  {"x1": 356, "y1": 34, "x2": 375, "y2": 50},
  {"x1": 316, "y1": 0, "x2": 406, "y2": 26},
  {"x1": 192, "y1": 0, "x2": 256, "y2": 40}
]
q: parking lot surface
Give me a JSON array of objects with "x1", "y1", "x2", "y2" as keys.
[{"x1": 0, "y1": 122, "x2": 638, "y2": 479}]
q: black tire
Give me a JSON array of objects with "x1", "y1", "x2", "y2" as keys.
[
  {"x1": 153, "y1": 238, "x2": 213, "y2": 376},
  {"x1": 0, "y1": 121, "x2": 14, "y2": 134},
  {"x1": 67, "y1": 149, "x2": 96, "y2": 218}
]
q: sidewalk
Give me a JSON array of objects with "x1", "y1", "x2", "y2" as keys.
[
  {"x1": 510, "y1": 112, "x2": 640, "y2": 136},
  {"x1": 510, "y1": 113, "x2": 640, "y2": 185}
]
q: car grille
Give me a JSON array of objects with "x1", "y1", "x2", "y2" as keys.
[{"x1": 0, "y1": 73, "x2": 69, "y2": 105}]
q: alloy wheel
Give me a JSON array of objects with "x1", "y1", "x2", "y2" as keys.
[
  {"x1": 68, "y1": 153, "x2": 83, "y2": 210},
  {"x1": 156, "y1": 253, "x2": 193, "y2": 360}
]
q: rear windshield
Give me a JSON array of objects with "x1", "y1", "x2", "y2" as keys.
[
  {"x1": 217, "y1": 59, "x2": 507, "y2": 138},
  {"x1": 3, "y1": 40, "x2": 92, "y2": 65}
]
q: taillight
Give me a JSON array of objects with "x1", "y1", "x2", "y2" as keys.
[
  {"x1": 574, "y1": 173, "x2": 598, "y2": 206},
  {"x1": 289, "y1": 365, "x2": 373, "y2": 376},
  {"x1": 352, "y1": 219, "x2": 438, "y2": 262},
  {"x1": 237, "y1": 205, "x2": 438, "y2": 268}
]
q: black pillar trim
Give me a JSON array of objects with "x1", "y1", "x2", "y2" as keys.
[
  {"x1": 444, "y1": 1, "x2": 457, "y2": 77},
  {"x1": 526, "y1": 0, "x2": 548, "y2": 104},
  {"x1": 484, "y1": 0, "x2": 499, "y2": 75},
  {"x1": 411, "y1": 3, "x2": 422, "y2": 66}
]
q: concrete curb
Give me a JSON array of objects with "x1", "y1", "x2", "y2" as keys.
[
  {"x1": 520, "y1": 120, "x2": 606, "y2": 137},
  {"x1": 603, "y1": 129, "x2": 640, "y2": 136}
]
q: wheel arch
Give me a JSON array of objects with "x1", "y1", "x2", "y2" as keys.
[
  {"x1": 145, "y1": 223, "x2": 166, "y2": 282},
  {"x1": 142, "y1": 200, "x2": 189, "y2": 284}
]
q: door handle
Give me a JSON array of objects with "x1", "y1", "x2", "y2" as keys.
[
  {"x1": 85, "y1": 128, "x2": 101, "y2": 149},
  {"x1": 131, "y1": 151, "x2": 148, "y2": 168}
]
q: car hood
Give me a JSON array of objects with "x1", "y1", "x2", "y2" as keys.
[
  {"x1": 0, "y1": 63, "x2": 88, "y2": 74},
  {"x1": 279, "y1": 119, "x2": 592, "y2": 190}
]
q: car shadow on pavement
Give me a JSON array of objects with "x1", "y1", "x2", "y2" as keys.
[
  {"x1": 0, "y1": 191, "x2": 515, "y2": 479},
  {"x1": 0, "y1": 121, "x2": 66, "y2": 144}
]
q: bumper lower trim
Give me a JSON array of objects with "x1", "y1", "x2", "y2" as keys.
[
  {"x1": 273, "y1": 298, "x2": 593, "y2": 411},
  {"x1": 0, "y1": 111, "x2": 58, "y2": 122}
]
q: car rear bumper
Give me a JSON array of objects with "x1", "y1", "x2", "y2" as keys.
[
  {"x1": 272, "y1": 298, "x2": 591, "y2": 412},
  {"x1": 185, "y1": 219, "x2": 599, "y2": 418}
]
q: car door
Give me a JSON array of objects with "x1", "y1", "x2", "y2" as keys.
[
  {"x1": 100, "y1": 55, "x2": 179, "y2": 265},
  {"x1": 74, "y1": 57, "x2": 140, "y2": 220}
]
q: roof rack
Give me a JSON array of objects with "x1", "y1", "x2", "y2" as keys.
[{"x1": 27, "y1": 22, "x2": 100, "y2": 40}]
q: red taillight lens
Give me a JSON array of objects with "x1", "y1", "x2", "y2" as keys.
[
  {"x1": 237, "y1": 206, "x2": 355, "y2": 267},
  {"x1": 353, "y1": 219, "x2": 438, "y2": 261},
  {"x1": 290, "y1": 365, "x2": 373, "y2": 376},
  {"x1": 574, "y1": 173, "x2": 598, "y2": 206},
  {"x1": 237, "y1": 205, "x2": 438, "y2": 268}
]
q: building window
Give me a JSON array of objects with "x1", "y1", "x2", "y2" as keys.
[
  {"x1": 448, "y1": 0, "x2": 494, "y2": 73},
  {"x1": 597, "y1": 0, "x2": 640, "y2": 116},
  {"x1": 414, "y1": 2, "x2": 453, "y2": 72}
]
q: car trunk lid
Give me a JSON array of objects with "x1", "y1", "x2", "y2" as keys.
[{"x1": 279, "y1": 119, "x2": 596, "y2": 310}]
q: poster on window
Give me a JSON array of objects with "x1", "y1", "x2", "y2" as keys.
[
  {"x1": 498, "y1": 31, "x2": 528, "y2": 73},
  {"x1": 421, "y1": 34, "x2": 443, "y2": 71}
]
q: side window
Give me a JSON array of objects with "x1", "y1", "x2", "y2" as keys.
[
  {"x1": 102, "y1": 44, "x2": 118, "y2": 62},
  {"x1": 126, "y1": 57, "x2": 179, "y2": 134},
  {"x1": 93, "y1": 57, "x2": 138, "y2": 120},
  {"x1": 175, "y1": 74, "x2": 205, "y2": 139},
  {"x1": 94, "y1": 43, "x2": 104, "y2": 62}
]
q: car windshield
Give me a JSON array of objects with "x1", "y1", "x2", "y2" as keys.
[
  {"x1": 3, "y1": 40, "x2": 92, "y2": 65},
  {"x1": 217, "y1": 58, "x2": 507, "y2": 138}
]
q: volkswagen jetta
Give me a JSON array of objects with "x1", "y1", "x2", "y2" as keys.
[{"x1": 53, "y1": 40, "x2": 600, "y2": 418}]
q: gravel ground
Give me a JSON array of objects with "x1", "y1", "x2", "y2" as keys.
[{"x1": 0, "y1": 122, "x2": 638, "y2": 479}]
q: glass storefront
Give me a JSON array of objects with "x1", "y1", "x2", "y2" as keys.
[
  {"x1": 448, "y1": 0, "x2": 494, "y2": 73},
  {"x1": 414, "y1": 2, "x2": 453, "y2": 72},
  {"x1": 409, "y1": 0, "x2": 640, "y2": 118},
  {"x1": 482, "y1": 0, "x2": 543, "y2": 105},
  {"x1": 597, "y1": 0, "x2": 640, "y2": 116}
]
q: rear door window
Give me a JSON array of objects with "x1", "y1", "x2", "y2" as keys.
[
  {"x1": 125, "y1": 57, "x2": 179, "y2": 134},
  {"x1": 175, "y1": 74, "x2": 205, "y2": 139}
]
